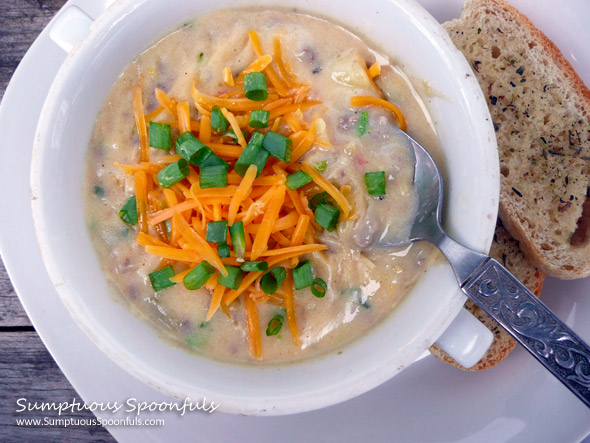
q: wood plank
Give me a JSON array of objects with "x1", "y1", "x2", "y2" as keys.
[
  {"x1": 0, "y1": 262, "x2": 33, "y2": 327},
  {"x1": 0, "y1": 1, "x2": 114, "y2": 441},
  {"x1": 0, "y1": 0, "x2": 63, "y2": 328},
  {"x1": 0, "y1": 0, "x2": 64, "y2": 101},
  {"x1": 0, "y1": 0, "x2": 63, "y2": 325},
  {"x1": 1, "y1": 332, "x2": 115, "y2": 441}
]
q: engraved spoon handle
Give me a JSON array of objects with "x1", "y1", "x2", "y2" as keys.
[{"x1": 438, "y1": 235, "x2": 590, "y2": 408}]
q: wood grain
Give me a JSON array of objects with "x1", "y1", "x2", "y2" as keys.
[
  {"x1": 0, "y1": 1, "x2": 115, "y2": 441},
  {"x1": 1, "y1": 332, "x2": 114, "y2": 441},
  {"x1": 0, "y1": 0, "x2": 65, "y2": 101},
  {"x1": 0, "y1": 263, "x2": 33, "y2": 327}
]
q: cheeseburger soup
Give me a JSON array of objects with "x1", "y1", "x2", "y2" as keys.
[{"x1": 84, "y1": 9, "x2": 441, "y2": 363}]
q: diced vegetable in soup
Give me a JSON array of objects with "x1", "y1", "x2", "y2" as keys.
[{"x1": 84, "y1": 9, "x2": 442, "y2": 363}]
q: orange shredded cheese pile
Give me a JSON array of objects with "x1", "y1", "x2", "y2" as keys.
[
  {"x1": 116, "y1": 30, "x2": 406, "y2": 360},
  {"x1": 350, "y1": 95, "x2": 407, "y2": 131}
]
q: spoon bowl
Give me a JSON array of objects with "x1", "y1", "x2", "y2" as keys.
[{"x1": 379, "y1": 132, "x2": 443, "y2": 249}]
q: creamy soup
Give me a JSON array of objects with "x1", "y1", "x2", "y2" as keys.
[{"x1": 84, "y1": 9, "x2": 441, "y2": 363}]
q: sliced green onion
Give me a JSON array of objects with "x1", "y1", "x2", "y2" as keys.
[
  {"x1": 222, "y1": 128, "x2": 247, "y2": 142},
  {"x1": 163, "y1": 219, "x2": 172, "y2": 236},
  {"x1": 234, "y1": 132, "x2": 268, "y2": 177},
  {"x1": 244, "y1": 72, "x2": 268, "y2": 101},
  {"x1": 261, "y1": 267, "x2": 286, "y2": 294},
  {"x1": 308, "y1": 192, "x2": 328, "y2": 210},
  {"x1": 176, "y1": 131, "x2": 227, "y2": 168},
  {"x1": 199, "y1": 165, "x2": 228, "y2": 189},
  {"x1": 119, "y1": 196, "x2": 137, "y2": 225},
  {"x1": 148, "y1": 266, "x2": 176, "y2": 291},
  {"x1": 311, "y1": 278, "x2": 327, "y2": 298},
  {"x1": 222, "y1": 129, "x2": 237, "y2": 140},
  {"x1": 157, "y1": 159, "x2": 190, "y2": 188},
  {"x1": 249, "y1": 110, "x2": 270, "y2": 129},
  {"x1": 250, "y1": 149, "x2": 270, "y2": 176},
  {"x1": 247, "y1": 131, "x2": 267, "y2": 147},
  {"x1": 206, "y1": 220, "x2": 228, "y2": 243},
  {"x1": 262, "y1": 131, "x2": 292, "y2": 162},
  {"x1": 175, "y1": 131, "x2": 208, "y2": 165},
  {"x1": 149, "y1": 121, "x2": 172, "y2": 150},
  {"x1": 240, "y1": 261, "x2": 269, "y2": 272},
  {"x1": 364, "y1": 171, "x2": 386, "y2": 196},
  {"x1": 357, "y1": 111, "x2": 369, "y2": 137},
  {"x1": 94, "y1": 185, "x2": 104, "y2": 197},
  {"x1": 183, "y1": 261, "x2": 215, "y2": 290},
  {"x1": 249, "y1": 130, "x2": 267, "y2": 148},
  {"x1": 229, "y1": 222, "x2": 246, "y2": 260},
  {"x1": 217, "y1": 243, "x2": 231, "y2": 258},
  {"x1": 266, "y1": 314, "x2": 284, "y2": 336},
  {"x1": 186, "y1": 333, "x2": 207, "y2": 348},
  {"x1": 217, "y1": 265, "x2": 243, "y2": 289},
  {"x1": 315, "y1": 160, "x2": 327, "y2": 172},
  {"x1": 211, "y1": 105, "x2": 229, "y2": 132},
  {"x1": 314, "y1": 202, "x2": 340, "y2": 232},
  {"x1": 293, "y1": 260, "x2": 313, "y2": 290},
  {"x1": 198, "y1": 149, "x2": 227, "y2": 168},
  {"x1": 286, "y1": 170, "x2": 312, "y2": 190},
  {"x1": 175, "y1": 131, "x2": 206, "y2": 164}
]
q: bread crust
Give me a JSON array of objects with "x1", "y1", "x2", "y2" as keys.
[{"x1": 445, "y1": 0, "x2": 590, "y2": 279}]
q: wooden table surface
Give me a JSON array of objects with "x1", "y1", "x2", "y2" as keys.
[{"x1": 0, "y1": 1, "x2": 115, "y2": 441}]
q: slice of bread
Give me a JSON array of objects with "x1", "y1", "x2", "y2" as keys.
[
  {"x1": 444, "y1": 0, "x2": 590, "y2": 279},
  {"x1": 430, "y1": 221, "x2": 545, "y2": 370}
]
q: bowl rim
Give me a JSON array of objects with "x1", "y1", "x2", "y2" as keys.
[{"x1": 30, "y1": 0, "x2": 499, "y2": 415}]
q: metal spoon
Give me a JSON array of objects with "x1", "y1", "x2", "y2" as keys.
[{"x1": 380, "y1": 131, "x2": 590, "y2": 408}]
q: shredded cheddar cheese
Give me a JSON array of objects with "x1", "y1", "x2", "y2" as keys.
[
  {"x1": 350, "y1": 95, "x2": 407, "y2": 131},
  {"x1": 236, "y1": 54, "x2": 273, "y2": 80},
  {"x1": 301, "y1": 162, "x2": 351, "y2": 217},
  {"x1": 368, "y1": 62, "x2": 381, "y2": 79},
  {"x1": 176, "y1": 101, "x2": 191, "y2": 133},
  {"x1": 220, "y1": 107, "x2": 247, "y2": 147},
  {"x1": 132, "y1": 85, "x2": 150, "y2": 162},
  {"x1": 222, "y1": 67, "x2": 235, "y2": 87},
  {"x1": 155, "y1": 88, "x2": 178, "y2": 120},
  {"x1": 119, "y1": 29, "x2": 407, "y2": 360}
]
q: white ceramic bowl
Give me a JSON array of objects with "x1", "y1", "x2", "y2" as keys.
[{"x1": 31, "y1": 0, "x2": 498, "y2": 415}]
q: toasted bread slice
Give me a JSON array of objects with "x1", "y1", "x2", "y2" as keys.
[
  {"x1": 444, "y1": 0, "x2": 590, "y2": 279},
  {"x1": 430, "y1": 221, "x2": 544, "y2": 370}
]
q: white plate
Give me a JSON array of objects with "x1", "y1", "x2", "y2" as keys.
[{"x1": 1, "y1": 0, "x2": 589, "y2": 440}]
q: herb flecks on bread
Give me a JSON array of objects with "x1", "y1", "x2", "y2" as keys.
[
  {"x1": 430, "y1": 221, "x2": 544, "y2": 370},
  {"x1": 444, "y1": 0, "x2": 590, "y2": 279}
]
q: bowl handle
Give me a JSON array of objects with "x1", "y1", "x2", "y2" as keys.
[
  {"x1": 433, "y1": 307, "x2": 494, "y2": 368},
  {"x1": 48, "y1": 5, "x2": 94, "y2": 53}
]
